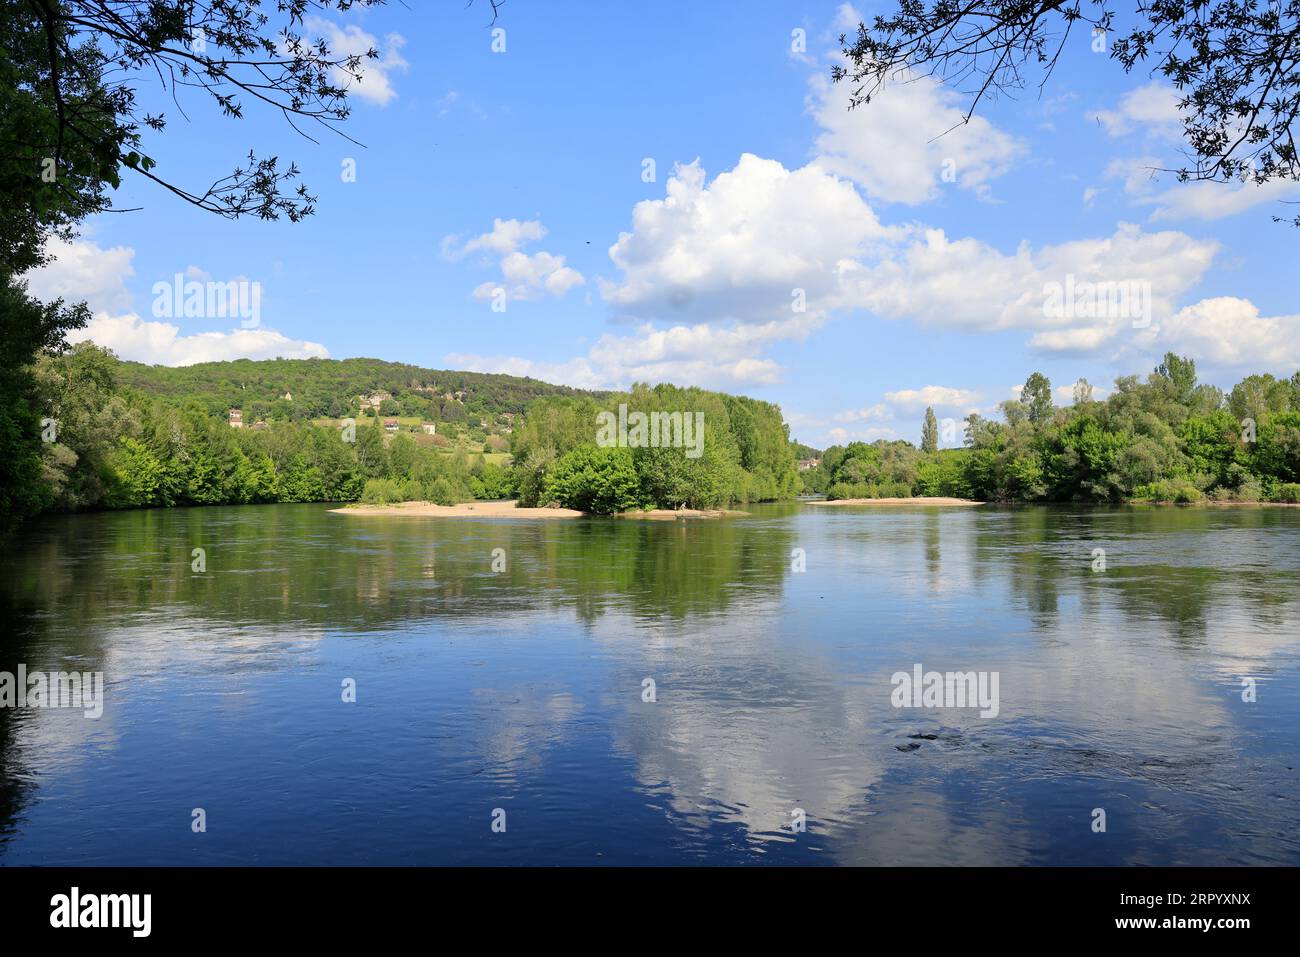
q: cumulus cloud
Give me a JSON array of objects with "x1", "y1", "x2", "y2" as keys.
[
  {"x1": 1146, "y1": 178, "x2": 1300, "y2": 222},
  {"x1": 443, "y1": 218, "x2": 547, "y2": 259},
  {"x1": 1089, "y1": 82, "x2": 1183, "y2": 139},
  {"x1": 806, "y1": 4, "x2": 1024, "y2": 204},
  {"x1": 22, "y1": 237, "x2": 135, "y2": 311},
  {"x1": 842, "y1": 222, "x2": 1218, "y2": 356},
  {"x1": 602, "y1": 154, "x2": 894, "y2": 323},
  {"x1": 1147, "y1": 297, "x2": 1300, "y2": 368},
  {"x1": 305, "y1": 17, "x2": 407, "y2": 106},
  {"x1": 883, "y1": 385, "x2": 983, "y2": 411},
  {"x1": 447, "y1": 314, "x2": 822, "y2": 391},
  {"x1": 68, "y1": 313, "x2": 329, "y2": 366},
  {"x1": 809, "y1": 69, "x2": 1025, "y2": 205},
  {"x1": 444, "y1": 217, "x2": 584, "y2": 302},
  {"x1": 1094, "y1": 84, "x2": 1300, "y2": 221},
  {"x1": 579, "y1": 151, "x2": 1229, "y2": 387},
  {"x1": 825, "y1": 425, "x2": 900, "y2": 443},
  {"x1": 832, "y1": 403, "x2": 893, "y2": 423},
  {"x1": 23, "y1": 238, "x2": 330, "y2": 366}
]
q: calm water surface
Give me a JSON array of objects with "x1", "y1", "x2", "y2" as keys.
[{"x1": 1, "y1": 503, "x2": 1297, "y2": 865}]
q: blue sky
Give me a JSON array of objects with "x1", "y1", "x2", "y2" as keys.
[{"x1": 26, "y1": 1, "x2": 1300, "y2": 449}]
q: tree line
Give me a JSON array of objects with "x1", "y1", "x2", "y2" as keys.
[
  {"x1": 10, "y1": 344, "x2": 800, "y2": 520},
  {"x1": 812, "y1": 355, "x2": 1300, "y2": 504}
]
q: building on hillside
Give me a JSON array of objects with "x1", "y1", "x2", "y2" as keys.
[
  {"x1": 228, "y1": 409, "x2": 244, "y2": 428},
  {"x1": 251, "y1": 419, "x2": 269, "y2": 431},
  {"x1": 359, "y1": 390, "x2": 392, "y2": 410},
  {"x1": 420, "y1": 423, "x2": 437, "y2": 435},
  {"x1": 384, "y1": 419, "x2": 399, "y2": 432},
  {"x1": 797, "y1": 457, "x2": 821, "y2": 471}
]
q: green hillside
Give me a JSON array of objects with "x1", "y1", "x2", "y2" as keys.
[{"x1": 115, "y1": 356, "x2": 606, "y2": 423}]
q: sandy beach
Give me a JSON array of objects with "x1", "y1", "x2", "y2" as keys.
[
  {"x1": 805, "y1": 497, "x2": 984, "y2": 507},
  {"x1": 330, "y1": 500, "x2": 749, "y2": 519}
]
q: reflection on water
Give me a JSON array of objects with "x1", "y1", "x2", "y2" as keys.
[{"x1": 0, "y1": 503, "x2": 1297, "y2": 864}]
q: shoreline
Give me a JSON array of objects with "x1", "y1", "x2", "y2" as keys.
[
  {"x1": 806, "y1": 497, "x2": 984, "y2": 507},
  {"x1": 329, "y1": 500, "x2": 749, "y2": 519}
]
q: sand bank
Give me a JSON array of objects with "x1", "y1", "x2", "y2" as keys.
[
  {"x1": 330, "y1": 500, "x2": 582, "y2": 518},
  {"x1": 330, "y1": 500, "x2": 748, "y2": 519},
  {"x1": 805, "y1": 497, "x2": 983, "y2": 507}
]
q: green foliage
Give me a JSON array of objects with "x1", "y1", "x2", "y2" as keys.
[
  {"x1": 921, "y1": 406, "x2": 938, "y2": 453},
  {"x1": 542, "y1": 446, "x2": 643, "y2": 514},
  {"x1": 511, "y1": 383, "x2": 798, "y2": 510},
  {"x1": 821, "y1": 440, "x2": 920, "y2": 499},
  {"x1": 0, "y1": 275, "x2": 90, "y2": 528},
  {"x1": 814, "y1": 355, "x2": 1300, "y2": 506},
  {"x1": 115, "y1": 356, "x2": 601, "y2": 424}
]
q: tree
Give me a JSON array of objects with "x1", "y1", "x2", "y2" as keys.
[
  {"x1": 835, "y1": 1, "x2": 1300, "y2": 224},
  {"x1": 1072, "y1": 378, "x2": 1094, "y2": 405},
  {"x1": 543, "y1": 446, "x2": 642, "y2": 515},
  {"x1": 1021, "y1": 372, "x2": 1053, "y2": 424},
  {"x1": 14, "y1": 0, "x2": 400, "y2": 225},
  {"x1": 1155, "y1": 353, "x2": 1198, "y2": 405},
  {"x1": 0, "y1": 276, "x2": 89, "y2": 528},
  {"x1": 921, "y1": 406, "x2": 939, "y2": 453}
]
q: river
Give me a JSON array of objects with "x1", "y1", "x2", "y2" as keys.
[{"x1": 1, "y1": 502, "x2": 1297, "y2": 864}]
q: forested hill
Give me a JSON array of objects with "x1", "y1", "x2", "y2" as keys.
[{"x1": 116, "y1": 357, "x2": 605, "y2": 421}]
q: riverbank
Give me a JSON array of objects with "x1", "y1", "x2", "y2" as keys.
[
  {"x1": 806, "y1": 497, "x2": 984, "y2": 507},
  {"x1": 330, "y1": 500, "x2": 749, "y2": 519}
]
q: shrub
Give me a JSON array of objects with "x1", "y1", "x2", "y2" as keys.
[
  {"x1": 1272, "y1": 483, "x2": 1300, "y2": 503},
  {"x1": 542, "y1": 445, "x2": 642, "y2": 514},
  {"x1": 361, "y1": 478, "x2": 404, "y2": 504},
  {"x1": 1134, "y1": 480, "x2": 1203, "y2": 503}
]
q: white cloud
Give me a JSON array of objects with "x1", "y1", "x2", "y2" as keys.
[
  {"x1": 445, "y1": 218, "x2": 584, "y2": 302},
  {"x1": 25, "y1": 238, "x2": 330, "y2": 365},
  {"x1": 1105, "y1": 156, "x2": 1165, "y2": 196},
  {"x1": 69, "y1": 313, "x2": 328, "y2": 366},
  {"x1": 842, "y1": 222, "x2": 1218, "y2": 356},
  {"x1": 1147, "y1": 178, "x2": 1300, "y2": 222},
  {"x1": 22, "y1": 237, "x2": 135, "y2": 312},
  {"x1": 1089, "y1": 82, "x2": 1183, "y2": 139},
  {"x1": 305, "y1": 18, "x2": 408, "y2": 106},
  {"x1": 809, "y1": 67, "x2": 1024, "y2": 205},
  {"x1": 1149, "y1": 297, "x2": 1300, "y2": 367},
  {"x1": 831, "y1": 403, "x2": 893, "y2": 423},
  {"x1": 1106, "y1": 155, "x2": 1300, "y2": 222},
  {"x1": 884, "y1": 385, "x2": 983, "y2": 411},
  {"x1": 825, "y1": 425, "x2": 900, "y2": 443},
  {"x1": 448, "y1": 314, "x2": 821, "y2": 391},
  {"x1": 443, "y1": 218, "x2": 548, "y2": 259},
  {"x1": 602, "y1": 154, "x2": 894, "y2": 323}
]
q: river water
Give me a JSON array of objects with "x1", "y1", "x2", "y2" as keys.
[{"x1": 1, "y1": 502, "x2": 1296, "y2": 864}]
